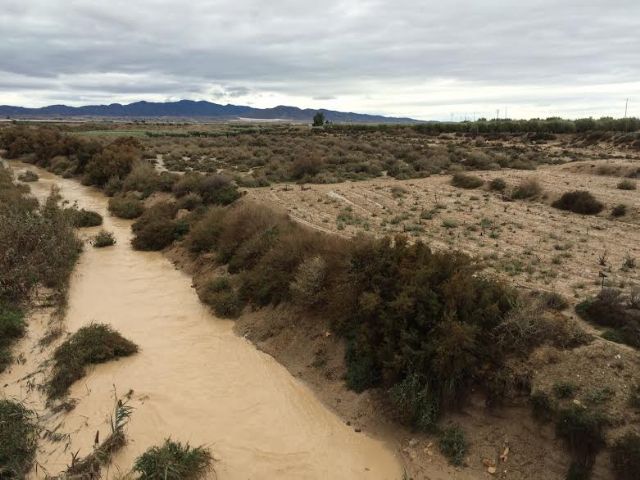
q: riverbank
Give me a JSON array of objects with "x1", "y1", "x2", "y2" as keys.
[{"x1": 1, "y1": 161, "x2": 404, "y2": 479}]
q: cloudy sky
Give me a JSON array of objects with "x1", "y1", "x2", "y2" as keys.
[{"x1": 1, "y1": 0, "x2": 639, "y2": 120}]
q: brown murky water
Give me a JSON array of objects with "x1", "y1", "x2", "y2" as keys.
[{"x1": 2, "y1": 163, "x2": 403, "y2": 479}]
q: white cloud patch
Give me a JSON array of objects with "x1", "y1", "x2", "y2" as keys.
[{"x1": 0, "y1": 0, "x2": 638, "y2": 119}]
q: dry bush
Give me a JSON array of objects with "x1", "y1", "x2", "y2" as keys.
[
  {"x1": 83, "y1": 137, "x2": 142, "y2": 186},
  {"x1": 450, "y1": 172, "x2": 484, "y2": 189},
  {"x1": 618, "y1": 179, "x2": 637, "y2": 190},
  {"x1": 0, "y1": 177, "x2": 82, "y2": 303},
  {"x1": 552, "y1": 190, "x2": 604, "y2": 215},
  {"x1": 122, "y1": 161, "x2": 177, "y2": 197},
  {"x1": 108, "y1": 194, "x2": 144, "y2": 219},
  {"x1": 289, "y1": 256, "x2": 327, "y2": 307},
  {"x1": 511, "y1": 178, "x2": 542, "y2": 199},
  {"x1": 493, "y1": 300, "x2": 590, "y2": 353}
]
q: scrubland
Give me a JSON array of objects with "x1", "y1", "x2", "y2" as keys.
[{"x1": 2, "y1": 121, "x2": 640, "y2": 480}]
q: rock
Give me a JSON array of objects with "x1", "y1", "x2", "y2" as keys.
[
  {"x1": 483, "y1": 458, "x2": 496, "y2": 468},
  {"x1": 409, "y1": 438, "x2": 419, "y2": 447},
  {"x1": 487, "y1": 466, "x2": 497, "y2": 475},
  {"x1": 500, "y1": 446, "x2": 510, "y2": 462}
]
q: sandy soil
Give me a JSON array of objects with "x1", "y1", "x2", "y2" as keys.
[{"x1": 247, "y1": 160, "x2": 640, "y2": 304}]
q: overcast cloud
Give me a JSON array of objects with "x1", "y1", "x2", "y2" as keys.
[{"x1": 0, "y1": 0, "x2": 639, "y2": 120}]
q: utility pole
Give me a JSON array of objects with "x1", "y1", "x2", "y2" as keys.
[{"x1": 624, "y1": 98, "x2": 629, "y2": 133}]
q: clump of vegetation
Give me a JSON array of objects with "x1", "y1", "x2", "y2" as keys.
[
  {"x1": 541, "y1": 291, "x2": 569, "y2": 310},
  {"x1": 198, "y1": 277, "x2": 243, "y2": 318},
  {"x1": 133, "y1": 439, "x2": 214, "y2": 480},
  {"x1": 17, "y1": 170, "x2": 39, "y2": 182},
  {"x1": 289, "y1": 256, "x2": 327, "y2": 307},
  {"x1": 131, "y1": 202, "x2": 187, "y2": 251},
  {"x1": 63, "y1": 395, "x2": 133, "y2": 478},
  {"x1": 0, "y1": 167, "x2": 82, "y2": 304},
  {"x1": 184, "y1": 202, "x2": 519, "y2": 429},
  {"x1": 493, "y1": 301, "x2": 590, "y2": 354},
  {"x1": 576, "y1": 289, "x2": 640, "y2": 348},
  {"x1": 108, "y1": 194, "x2": 144, "y2": 219},
  {"x1": 173, "y1": 173, "x2": 240, "y2": 206},
  {"x1": 438, "y1": 425, "x2": 468, "y2": 466},
  {"x1": 617, "y1": 179, "x2": 637, "y2": 190},
  {"x1": 611, "y1": 432, "x2": 640, "y2": 480},
  {"x1": 0, "y1": 400, "x2": 39, "y2": 478},
  {"x1": 629, "y1": 384, "x2": 640, "y2": 409},
  {"x1": 83, "y1": 137, "x2": 142, "y2": 186},
  {"x1": 530, "y1": 391, "x2": 555, "y2": 422},
  {"x1": 552, "y1": 191, "x2": 604, "y2": 215},
  {"x1": 93, "y1": 230, "x2": 116, "y2": 248},
  {"x1": 511, "y1": 178, "x2": 542, "y2": 199},
  {"x1": 122, "y1": 161, "x2": 177, "y2": 197},
  {"x1": 68, "y1": 207, "x2": 103, "y2": 227},
  {"x1": 0, "y1": 305, "x2": 26, "y2": 372},
  {"x1": 450, "y1": 172, "x2": 484, "y2": 189},
  {"x1": 556, "y1": 405, "x2": 607, "y2": 478},
  {"x1": 611, "y1": 204, "x2": 627, "y2": 217},
  {"x1": 46, "y1": 323, "x2": 138, "y2": 399},
  {"x1": 488, "y1": 177, "x2": 507, "y2": 192},
  {"x1": 553, "y1": 381, "x2": 579, "y2": 399}
]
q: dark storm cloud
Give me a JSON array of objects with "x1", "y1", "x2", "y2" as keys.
[{"x1": 0, "y1": 0, "x2": 638, "y2": 118}]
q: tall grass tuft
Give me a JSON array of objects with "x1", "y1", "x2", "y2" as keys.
[{"x1": 133, "y1": 439, "x2": 214, "y2": 480}]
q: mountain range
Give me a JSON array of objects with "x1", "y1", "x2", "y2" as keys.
[{"x1": 0, "y1": 100, "x2": 419, "y2": 123}]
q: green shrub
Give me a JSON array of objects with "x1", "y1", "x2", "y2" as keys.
[
  {"x1": 553, "y1": 381, "x2": 579, "y2": 399},
  {"x1": 131, "y1": 203, "x2": 183, "y2": 251},
  {"x1": 0, "y1": 400, "x2": 39, "y2": 479},
  {"x1": 576, "y1": 290, "x2": 640, "y2": 348},
  {"x1": 108, "y1": 194, "x2": 144, "y2": 219},
  {"x1": 451, "y1": 172, "x2": 484, "y2": 189},
  {"x1": 617, "y1": 179, "x2": 637, "y2": 190},
  {"x1": 68, "y1": 207, "x2": 103, "y2": 227},
  {"x1": 133, "y1": 439, "x2": 214, "y2": 480},
  {"x1": 185, "y1": 207, "x2": 227, "y2": 253},
  {"x1": 489, "y1": 177, "x2": 507, "y2": 191},
  {"x1": 198, "y1": 277, "x2": 243, "y2": 318},
  {"x1": 556, "y1": 405, "x2": 606, "y2": 476},
  {"x1": 389, "y1": 373, "x2": 440, "y2": 431},
  {"x1": 93, "y1": 230, "x2": 116, "y2": 248},
  {"x1": 552, "y1": 191, "x2": 604, "y2": 215},
  {"x1": 46, "y1": 323, "x2": 138, "y2": 399},
  {"x1": 511, "y1": 178, "x2": 542, "y2": 199},
  {"x1": 17, "y1": 170, "x2": 38, "y2": 182},
  {"x1": 611, "y1": 432, "x2": 640, "y2": 480},
  {"x1": 438, "y1": 425, "x2": 468, "y2": 466},
  {"x1": 0, "y1": 305, "x2": 25, "y2": 373}
]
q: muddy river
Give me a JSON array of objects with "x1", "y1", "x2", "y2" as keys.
[{"x1": 2, "y1": 162, "x2": 403, "y2": 479}]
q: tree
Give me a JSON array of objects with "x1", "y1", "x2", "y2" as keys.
[{"x1": 312, "y1": 111, "x2": 326, "y2": 127}]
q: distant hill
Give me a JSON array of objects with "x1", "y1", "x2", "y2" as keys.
[{"x1": 0, "y1": 100, "x2": 419, "y2": 124}]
